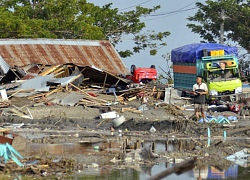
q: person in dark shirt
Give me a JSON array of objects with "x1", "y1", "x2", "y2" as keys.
[
  {"x1": 219, "y1": 61, "x2": 233, "y2": 79},
  {"x1": 193, "y1": 76, "x2": 208, "y2": 122}
]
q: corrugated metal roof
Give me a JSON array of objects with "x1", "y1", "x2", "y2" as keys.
[
  {"x1": 0, "y1": 39, "x2": 129, "y2": 75},
  {"x1": 19, "y1": 74, "x2": 53, "y2": 92},
  {"x1": 51, "y1": 92, "x2": 84, "y2": 106},
  {"x1": 0, "y1": 55, "x2": 10, "y2": 74},
  {"x1": 48, "y1": 75, "x2": 78, "y2": 87}
]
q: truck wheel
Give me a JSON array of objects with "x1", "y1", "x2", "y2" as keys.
[
  {"x1": 150, "y1": 65, "x2": 156, "y2": 69},
  {"x1": 131, "y1": 65, "x2": 136, "y2": 74}
]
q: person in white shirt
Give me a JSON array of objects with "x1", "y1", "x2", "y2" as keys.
[{"x1": 193, "y1": 76, "x2": 208, "y2": 122}]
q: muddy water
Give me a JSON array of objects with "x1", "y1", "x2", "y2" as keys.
[{"x1": 23, "y1": 138, "x2": 250, "y2": 180}]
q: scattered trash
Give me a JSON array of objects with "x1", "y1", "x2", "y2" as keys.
[
  {"x1": 93, "y1": 146, "x2": 100, "y2": 151},
  {"x1": 1, "y1": 123, "x2": 25, "y2": 129},
  {"x1": 198, "y1": 118, "x2": 208, "y2": 123},
  {"x1": 100, "y1": 111, "x2": 119, "y2": 119},
  {"x1": 226, "y1": 148, "x2": 250, "y2": 167},
  {"x1": 228, "y1": 103, "x2": 241, "y2": 113},
  {"x1": 138, "y1": 104, "x2": 149, "y2": 111},
  {"x1": 223, "y1": 131, "x2": 227, "y2": 141},
  {"x1": 149, "y1": 126, "x2": 156, "y2": 133},
  {"x1": 227, "y1": 116, "x2": 238, "y2": 121},
  {"x1": 91, "y1": 163, "x2": 99, "y2": 168},
  {"x1": 118, "y1": 129, "x2": 122, "y2": 137},
  {"x1": 0, "y1": 89, "x2": 8, "y2": 101},
  {"x1": 200, "y1": 114, "x2": 238, "y2": 124},
  {"x1": 52, "y1": 157, "x2": 62, "y2": 163},
  {"x1": 113, "y1": 115, "x2": 126, "y2": 128},
  {"x1": 110, "y1": 126, "x2": 115, "y2": 135},
  {"x1": 25, "y1": 159, "x2": 39, "y2": 166},
  {"x1": 207, "y1": 127, "x2": 211, "y2": 147},
  {"x1": 0, "y1": 143, "x2": 23, "y2": 167}
]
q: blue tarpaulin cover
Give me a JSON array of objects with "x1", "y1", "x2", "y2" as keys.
[{"x1": 171, "y1": 43, "x2": 238, "y2": 63}]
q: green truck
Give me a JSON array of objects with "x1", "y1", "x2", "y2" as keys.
[{"x1": 171, "y1": 43, "x2": 242, "y2": 101}]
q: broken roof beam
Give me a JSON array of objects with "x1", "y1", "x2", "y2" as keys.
[
  {"x1": 81, "y1": 66, "x2": 129, "y2": 88},
  {"x1": 69, "y1": 82, "x2": 108, "y2": 103},
  {"x1": 39, "y1": 65, "x2": 61, "y2": 76}
]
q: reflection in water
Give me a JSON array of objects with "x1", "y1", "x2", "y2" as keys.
[
  {"x1": 141, "y1": 165, "x2": 154, "y2": 177},
  {"x1": 193, "y1": 164, "x2": 239, "y2": 180},
  {"x1": 24, "y1": 139, "x2": 249, "y2": 179},
  {"x1": 193, "y1": 165, "x2": 208, "y2": 179},
  {"x1": 208, "y1": 164, "x2": 238, "y2": 179},
  {"x1": 94, "y1": 162, "x2": 249, "y2": 180},
  {"x1": 141, "y1": 163, "x2": 239, "y2": 180}
]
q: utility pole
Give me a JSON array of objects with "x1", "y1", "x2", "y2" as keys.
[{"x1": 219, "y1": 0, "x2": 224, "y2": 44}]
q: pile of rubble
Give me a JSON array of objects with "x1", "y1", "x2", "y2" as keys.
[
  {"x1": 0, "y1": 39, "x2": 175, "y2": 120},
  {"x1": 0, "y1": 62, "x2": 172, "y2": 119}
]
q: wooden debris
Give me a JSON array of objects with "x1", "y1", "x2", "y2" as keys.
[
  {"x1": 121, "y1": 107, "x2": 142, "y2": 114},
  {"x1": 0, "y1": 100, "x2": 10, "y2": 108},
  {"x1": 10, "y1": 106, "x2": 32, "y2": 119},
  {"x1": 96, "y1": 119, "x2": 110, "y2": 128},
  {"x1": 117, "y1": 96, "x2": 124, "y2": 102},
  {"x1": 172, "y1": 103, "x2": 184, "y2": 110},
  {"x1": 40, "y1": 65, "x2": 61, "y2": 76},
  {"x1": 0, "y1": 128, "x2": 21, "y2": 145},
  {"x1": 7, "y1": 89, "x2": 35, "y2": 96},
  {"x1": 127, "y1": 96, "x2": 137, "y2": 101},
  {"x1": 150, "y1": 86, "x2": 156, "y2": 96}
]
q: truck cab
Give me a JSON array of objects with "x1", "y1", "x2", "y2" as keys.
[{"x1": 197, "y1": 51, "x2": 242, "y2": 99}]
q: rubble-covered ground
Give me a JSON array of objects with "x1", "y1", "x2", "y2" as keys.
[{"x1": 0, "y1": 94, "x2": 250, "y2": 179}]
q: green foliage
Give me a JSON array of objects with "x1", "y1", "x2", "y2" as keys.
[
  {"x1": 0, "y1": 0, "x2": 170, "y2": 57},
  {"x1": 187, "y1": 0, "x2": 250, "y2": 52}
]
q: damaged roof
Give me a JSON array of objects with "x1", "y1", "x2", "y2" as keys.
[{"x1": 0, "y1": 39, "x2": 129, "y2": 75}]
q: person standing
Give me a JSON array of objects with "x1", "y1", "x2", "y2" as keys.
[{"x1": 193, "y1": 76, "x2": 208, "y2": 122}]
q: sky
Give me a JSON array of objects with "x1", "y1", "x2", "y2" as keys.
[{"x1": 88, "y1": 0, "x2": 206, "y2": 75}]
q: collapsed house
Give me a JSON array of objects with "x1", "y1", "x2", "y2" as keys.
[
  {"x1": 0, "y1": 38, "x2": 129, "y2": 84},
  {"x1": 0, "y1": 39, "x2": 145, "y2": 109}
]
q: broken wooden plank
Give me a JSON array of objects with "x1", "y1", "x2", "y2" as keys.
[
  {"x1": 7, "y1": 89, "x2": 35, "y2": 95},
  {"x1": 28, "y1": 87, "x2": 62, "y2": 99},
  {"x1": 0, "y1": 135, "x2": 13, "y2": 145},
  {"x1": 52, "y1": 67, "x2": 65, "y2": 75},
  {"x1": 69, "y1": 82, "x2": 108, "y2": 103},
  {"x1": 150, "y1": 86, "x2": 156, "y2": 96},
  {"x1": 117, "y1": 96, "x2": 124, "y2": 102},
  {"x1": 121, "y1": 107, "x2": 142, "y2": 114},
  {"x1": 45, "y1": 87, "x2": 62, "y2": 97},
  {"x1": 7, "y1": 89, "x2": 23, "y2": 99},
  {"x1": 10, "y1": 108, "x2": 31, "y2": 119},
  {"x1": 39, "y1": 65, "x2": 61, "y2": 76},
  {"x1": 0, "y1": 101, "x2": 10, "y2": 108},
  {"x1": 172, "y1": 103, "x2": 184, "y2": 110},
  {"x1": 0, "y1": 128, "x2": 12, "y2": 133},
  {"x1": 96, "y1": 118, "x2": 110, "y2": 128},
  {"x1": 54, "y1": 71, "x2": 65, "y2": 77},
  {"x1": 12, "y1": 105, "x2": 28, "y2": 115},
  {"x1": 127, "y1": 96, "x2": 137, "y2": 101}
]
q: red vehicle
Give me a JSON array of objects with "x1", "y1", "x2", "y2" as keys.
[{"x1": 126, "y1": 65, "x2": 157, "y2": 83}]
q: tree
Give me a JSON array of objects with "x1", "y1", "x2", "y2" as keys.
[
  {"x1": 158, "y1": 53, "x2": 173, "y2": 84},
  {"x1": 0, "y1": 0, "x2": 170, "y2": 57},
  {"x1": 187, "y1": 0, "x2": 250, "y2": 52}
]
